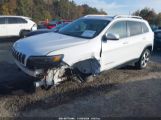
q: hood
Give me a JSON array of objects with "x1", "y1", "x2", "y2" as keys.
[
  {"x1": 27, "y1": 29, "x2": 51, "y2": 37},
  {"x1": 14, "y1": 32, "x2": 88, "y2": 56}
]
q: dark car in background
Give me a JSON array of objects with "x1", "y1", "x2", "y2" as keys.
[
  {"x1": 47, "y1": 20, "x2": 71, "y2": 29},
  {"x1": 26, "y1": 22, "x2": 70, "y2": 37},
  {"x1": 154, "y1": 29, "x2": 161, "y2": 50}
]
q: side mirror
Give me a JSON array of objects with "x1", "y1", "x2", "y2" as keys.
[{"x1": 103, "y1": 33, "x2": 120, "y2": 41}]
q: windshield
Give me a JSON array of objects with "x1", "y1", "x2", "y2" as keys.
[
  {"x1": 59, "y1": 19, "x2": 110, "y2": 39},
  {"x1": 51, "y1": 23, "x2": 68, "y2": 32}
]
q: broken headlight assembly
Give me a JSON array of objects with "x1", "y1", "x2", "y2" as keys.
[{"x1": 26, "y1": 54, "x2": 64, "y2": 69}]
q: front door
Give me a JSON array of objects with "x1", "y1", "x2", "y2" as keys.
[{"x1": 101, "y1": 21, "x2": 130, "y2": 71}]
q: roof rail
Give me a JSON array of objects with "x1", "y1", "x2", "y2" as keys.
[
  {"x1": 114, "y1": 15, "x2": 143, "y2": 19},
  {"x1": 84, "y1": 14, "x2": 107, "y2": 18}
]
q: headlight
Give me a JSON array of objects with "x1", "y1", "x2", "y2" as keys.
[
  {"x1": 51, "y1": 55, "x2": 64, "y2": 62},
  {"x1": 27, "y1": 55, "x2": 64, "y2": 69}
]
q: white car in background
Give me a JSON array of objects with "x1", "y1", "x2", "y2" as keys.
[
  {"x1": 0, "y1": 16, "x2": 37, "y2": 38},
  {"x1": 12, "y1": 15, "x2": 154, "y2": 90}
]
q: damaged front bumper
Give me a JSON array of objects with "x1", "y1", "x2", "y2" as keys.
[{"x1": 15, "y1": 59, "x2": 44, "y2": 78}]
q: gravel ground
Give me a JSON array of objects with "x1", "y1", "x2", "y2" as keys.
[{"x1": 0, "y1": 38, "x2": 161, "y2": 118}]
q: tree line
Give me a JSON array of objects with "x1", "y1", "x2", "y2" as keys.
[
  {"x1": 0, "y1": 0, "x2": 107, "y2": 21},
  {"x1": 133, "y1": 7, "x2": 161, "y2": 26},
  {"x1": 0, "y1": 0, "x2": 161, "y2": 26}
]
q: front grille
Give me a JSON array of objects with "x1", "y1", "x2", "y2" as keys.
[{"x1": 12, "y1": 48, "x2": 26, "y2": 65}]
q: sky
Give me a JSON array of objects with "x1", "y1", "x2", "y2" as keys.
[{"x1": 72, "y1": 0, "x2": 161, "y2": 15}]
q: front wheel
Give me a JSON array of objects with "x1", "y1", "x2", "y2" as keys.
[
  {"x1": 135, "y1": 49, "x2": 151, "y2": 69},
  {"x1": 20, "y1": 30, "x2": 30, "y2": 38}
]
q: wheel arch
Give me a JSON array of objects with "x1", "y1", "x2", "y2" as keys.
[
  {"x1": 19, "y1": 29, "x2": 31, "y2": 37},
  {"x1": 71, "y1": 58, "x2": 101, "y2": 75},
  {"x1": 136, "y1": 44, "x2": 153, "y2": 63},
  {"x1": 142, "y1": 44, "x2": 153, "y2": 55}
]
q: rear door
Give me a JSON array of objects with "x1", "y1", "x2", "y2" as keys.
[
  {"x1": 126, "y1": 21, "x2": 147, "y2": 60},
  {"x1": 6, "y1": 17, "x2": 21, "y2": 36},
  {"x1": 0, "y1": 17, "x2": 7, "y2": 37}
]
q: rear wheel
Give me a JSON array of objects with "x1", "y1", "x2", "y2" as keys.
[{"x1": 135, "y1": 49, "x2": 151, "y2": 69}]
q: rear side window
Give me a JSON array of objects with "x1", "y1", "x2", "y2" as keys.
[
  {"x1": 0, "y1": 18, "x2": 6, "y2": 24},
  {"x1": 141, "y1": 23, "x2": 149, "y2": 33},
  {"x1": 108, "y1": 21, "x2": 127, "y2": 39},
  {"x1": 128, "y1": 21, "x2": 142, "y2": 36},
  {"x1": 7, "y1": 17, "x2": 27, "y2": 24},
  {"x1": 7, "y1": 17, "x2": 17, "y2": 24},
  {"x1": 16, "y1": 18, "x2": 27, "y2": 24}
]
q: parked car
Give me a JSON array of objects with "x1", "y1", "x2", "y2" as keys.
[
  {"x1": 0, "y1": 16, "x2": 37, "y2": 38},
  {"x1": 47, "y1": 20, "x2": 71, "y2": 29},
  {"x1": 26, "y1": 23, "x2": 69, "y2": 37},
  {"x1": 37, "y1": 21, "x2": 47, "y2": 29},
  {"x1": 12, "y1": 15, "x2": 154, "y2": 90},
  {"x1": 47, "y1": 21, "x2": 60, "y2": 29},
  {"x1": 154, "y1": 29, "x2": 161, "y2": 49}
]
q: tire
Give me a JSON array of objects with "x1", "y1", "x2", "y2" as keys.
[
  {"x1": 20, "y1": 30, "x2": 30, "y2": 38},
  {"x1": 135, "y1": 49, "x2": 151, "y2": 69}
]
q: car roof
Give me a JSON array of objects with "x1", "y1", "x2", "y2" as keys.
[
  {"x1": 82, "y1": 15, "x2": 145, "y2": 22},
  {"x1": 0, "y1": 15, "x2": 31, "y2": 19}
]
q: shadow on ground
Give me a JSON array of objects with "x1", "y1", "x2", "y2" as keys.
[
  {"x1": 0, "y1": 37, "x2": 19, "y2": 43},
  {"x1": 0, "y1": 62, "x2": 36, "y2": 95},
  {"x1": 18, "y1": 78, "x2": 161, "y2": 117}
]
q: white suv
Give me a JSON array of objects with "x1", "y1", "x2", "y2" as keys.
[
  {"x1": 12, "y1": 15, "x2": 154, "y2": 89},
  {"x1": 0, "y1": 16, "x2": 37, "y2": 37}
]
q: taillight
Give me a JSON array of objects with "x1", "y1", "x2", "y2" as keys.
[{"x1": 47, "y1": 25, "x2": 56, "y2": 29}]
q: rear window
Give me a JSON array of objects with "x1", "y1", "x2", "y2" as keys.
[
  {"x1": 128, "y1": 21, "x2": 142, "y2": 36},
  {"x1": 0, "y1": 18, "x2": 6, "y2": 24}
]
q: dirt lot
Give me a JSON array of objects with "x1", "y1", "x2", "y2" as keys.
[{"x1": 0, "y1": 37, "x2": 161, "y2": 118}]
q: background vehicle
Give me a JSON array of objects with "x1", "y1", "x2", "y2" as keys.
[
  {"x1": 26, "y1": 23, "x2": 70, "y2": 37},
  {"x1": 0, "y1": 16, "x2": 37, "y2": 38},
  {"x1": 12, "y1": 15, "x2": 154, "y2": 90},
  {"x1": 47, "y1": 20, "x2": 71, "y2": 29},
  {"x1": 37, "y1": 21, "x2": 47, "y2": 29},
  {"x1": 154, "y1": 29, "x2": 161, "y2": 49}
]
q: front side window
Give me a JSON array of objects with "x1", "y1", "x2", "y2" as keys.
[
  {"x1": 59, "y1": 19, "x2": 110, "y2": 39},
  {"x1": 0, "y1": 18, "x2": 6, "y2": 24},
  {"x1": 128, "y1": 21, "x2": 142, "y2": 36},
  {"x1": 107, "y1": 21, "x2": 127, "y2": 39}
]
